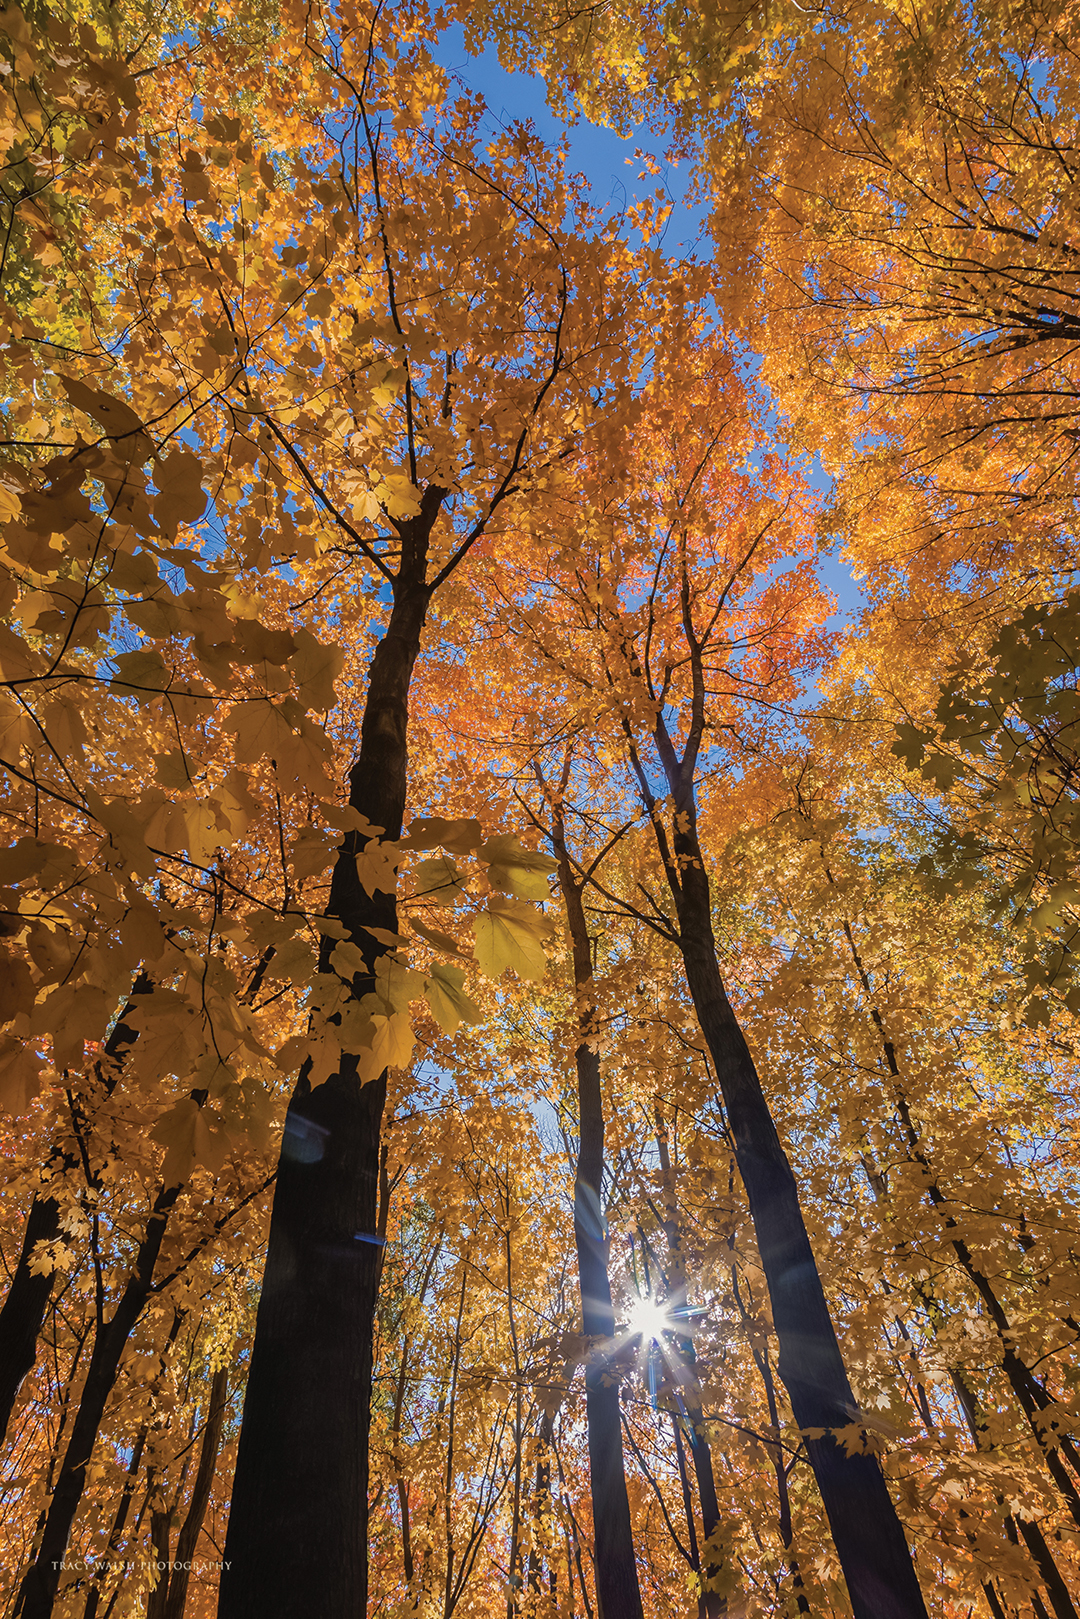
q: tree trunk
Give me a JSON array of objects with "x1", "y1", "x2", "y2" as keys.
[
  {"x1": 952, "y1": 1369, "x2": 1078, "y2": 1619},
  {"x1": 0, "y1": 978, "x2": 150, "y2": 1443},
  {"x1": 550, "y1": 803, "x2": 644, "y2": 1619},
  {"x1": 841, "y1": 890, "x2": 1080, "y2": 1535},
  {"x1": 219, "y1": 501, "x2": 440, "y2": 1619},
  {"x1": 666, "y1": 803, "x2": 928, "y2": 1619},
  {"x1": 163, "y1": 1364, "x2": 230, "y2": 1619},
  {"x1": 654, "y1": 1111, "x2": 726, "y2": 1617},
  {"x1": 14, "y1": 1184, "x2": 180, "y2": 1619}
]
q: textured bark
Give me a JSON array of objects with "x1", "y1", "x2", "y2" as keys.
[
  {"x1": 657, "y1": 789, "x2": 928, "y2": 1619},
  {"x1": 14, "y1": 1185, "x2": 180, "y2": 1619},
  {"x1": 0, "y1": 979, "x2": 150, "y2": 1443},
  {"x1": 219, "y1": 500, "x2": 440, "y2": 1619},
  {"x1": 551, "y1": 803, "x2": 644, "y2": 1619}
]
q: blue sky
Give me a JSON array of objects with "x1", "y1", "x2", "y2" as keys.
[
  {"x1": 433, "y1": 26, "x2": 866, "y2": 633},
  {"x1": 435, "y1": 25, "x2": 710, "y2": 254}
]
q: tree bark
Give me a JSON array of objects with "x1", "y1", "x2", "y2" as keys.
[
  {"x1": 218, "y1": 500, "x2": 440, "y2": 1619},
  {"x1": 14, "y1": 1183, "x2": 180, "y2": 1619},
  {"x1": 663, "y1": 798, "x2": 928, "y2": 1619},
  {"x1": 654, "y1": 1112, "x2": 726, "y2": 1617},
  {"x1": 0, "y1": 978, "x2": 150, "y2": 1443},
  {"x1": 162, "y1": 1364, "x2": 230, "y2": 1619},
  {"x1": 550, "y1": 801, "x2": 644, "y2": 1619}
]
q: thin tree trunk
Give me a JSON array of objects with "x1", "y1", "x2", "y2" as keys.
[
  {"x1": 640, "y1": 744, "x2": 928, "y2": 1619},
  {"x1": 951, "y1": 1369, "x2": 1078, "y2": 1619},
  {"x1": 14, "y1": 1183, "x2": 181, "y2": 1619},
  {"x1": 838, "y1": 901, "x2": 1080, "y2": 1531},
  {"x1": 0, "y1": 977, "x2": 151, "y2": 1443},
  {"x1": 745, "y1": 1288, "x2": 810, "y2": 1615},
  {"x1": 162, "y1": 1363, "x2": 230, "y2": 1619},
  {"x1": 653, "y1": 1110, "x2": 726, "y2": 1617},
  {"x1": 671, "y1": 1413, "x2": 704, "y2": 1613},
  {"x1": 219, "y1": 498, "x2": 441, "y2": 1619},
  {"x1": 549, "y1": 795, "x2": 644, "y2": 1619},
  {"x1": 83, "y1": 1423, "x2": 149, "y2": 1619},
  {"x1": 505, "y1": 1205, "x2": 525, "y2": 1619},
  {"x1": 148, "y1": 1506, "x2": 176, "y2": 1619},
  {"x1": 394, "y1": 1338, "x2": 415, "y2": 1587}
]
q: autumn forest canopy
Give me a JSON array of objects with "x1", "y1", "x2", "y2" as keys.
[{"x1": 1, "y1": 0, "x2": 1079, "y2": 1615}]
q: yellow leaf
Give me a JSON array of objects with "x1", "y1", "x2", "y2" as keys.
[
  {"x1": 355, "y1": 839, "x2": 400, "y2": 897},
  {"x1": 289, "y1": 824, "x2": 338, "y2": 880},
  {"x1": 361, "y1": 955, "x2": 424, "y2": 1016},
  {"x1": 376, "y1": 472, "x2": 422, "y2": 518},
  {"x1": 154, "y1": 449, "x2": 207, "y2": 530},
  {"x1": 222, "y1": 699, "x2": 296, "y2": 764},
  {"x1": 425, "y1": 964, "x2": 482, "y2": 1035},
  {"x1": 400, "y1": 815, "x2": 483, "y2": 854},
  {"x1": 119, "y1": 899, "x2": 167, "y2": 964},
  {"x1": 0, "y1": 1035, "x2": 41, "y2": 1113},
  {"x1": 60, "y1": 374, "x2": 148, "y2": 444},
  {"x1": 472, "y1": 896, "x2": 554, "y2": 982},
  {"x1": 290, "y1": 626, "x2": 344, "y2": 710},
  {"x1": 479, "y1": 834, "x2": 558, "y2": 899},
  {"x1": 151, "y1": 1096, "x2": 230, "y2": 1186},
  {"x1": 0, "y1": 954, "x2": 34, "y2": 1023},
  {"x1": 110, "y1": 648, "x2": 171, "y2": 698},
  {"x1": 268, "y1": 934, "x2": 317, "y2": 985},
  {"x1": 0, "y1": 836, "x2": 52, "y2": 885},
  {"x1": 0, "y1": 693, "x2": 35, "y2": 753},
  {"x1": 411, "y1": 855, "x2": 468, "y2": 904},
  {"x1": 355, "y1": 1011, "x2": 414, "y2": 1082},
  {"x1": 406, "y1": 917, "x2": 466, "y2": 956}
]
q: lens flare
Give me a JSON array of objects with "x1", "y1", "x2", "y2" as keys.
[{"x1": 627, "y1": 1296, "x2": 670, "y2": 1341}]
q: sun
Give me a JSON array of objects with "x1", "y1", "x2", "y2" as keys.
[{"x1": 626, "y1": 1296, "x2": 671, "y2": 1342}]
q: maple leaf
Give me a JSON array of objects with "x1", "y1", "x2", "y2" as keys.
[
  {"x1": 153, "y1": 449, "x2": 207, "y2": 530},
  {"x1": 0, "y1": 1034, "x2": 42, "y2": 1112},
  {"x1": 424, "y1": 964, "x2": 482, "y2": 1035},
  {"x1": 289, "y1": 627, "x2": 344, "y2": 710},
  {"x1": 472, "y1": 895, "x2": 554, "y2": 982},
  {"x1": 478, "y1": 834, "x2": 558, "y2": 899}
]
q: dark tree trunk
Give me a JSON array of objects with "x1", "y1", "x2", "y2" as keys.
[
  {"x1": 952, "y1": 1368, "x2": 1078, "y2": 1619},
  {"x1": 654, "y1": 1113, "x2": 726, "y2": 1616},
  {"x1": 163, "y1": 1364, "x2": 230, "y2": 1619},
  {"x1": 83, "y1": 1423, "x2": 149, "y2": 1619},
  {"x1": 0, "y1": 980, "x2": 150, "y2": 1443},
  {"x1": 840, "y1": 904, "x2": 1080, "y2": 1535},
  {"x1": 551, "y1": 806, "x2": 644, "y2": 1619},
  {"x1": 0, "y1": 1194, "x2": 64, "y2": 1442},
  {"x1": 665, "y1": 803, "x2": 928, "y2": 1619},
  {"x1": 14, "y1": 1185, "x2": 180, "y2": 1619},
  {"x1": 219, "y1": 501, "x2": 440, "y2": 1619}
]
